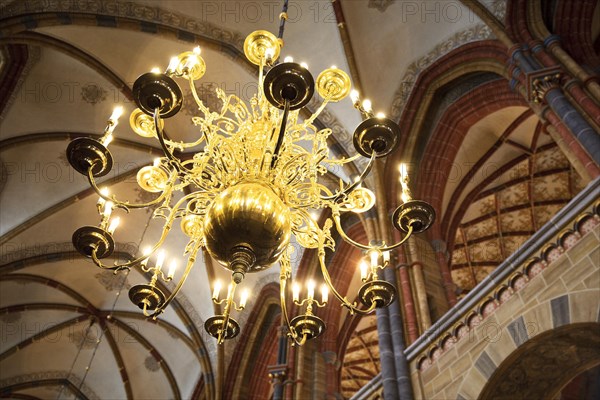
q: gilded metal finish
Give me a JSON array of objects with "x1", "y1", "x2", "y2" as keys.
[
  {"x1": 173, "y1": 51, "x2": 206, "y2": 80},
  {"x1": 316, "y1": 67, "x2": 351, "y2": 102},
  {"x1": 180, "y1": 214, "x2": 203, "y2": 238},
  {"x1": 290, "y1": 314, "x2": 325, "y2": 340},
  {"x1": 341, "y1": 186, "x2": 376, "y2": 213},
  {"x1": 130, "y1": 108, "x2": 163, "y2": 137},
  {"x1": 68, "y1": 29, "x2": 435, "y2": 346},
  {"x1": 66, "y1": 137, "x2": 113, "y2": 177},
  {"x1": 203, "y1": 181, "x2": 291, "y2": 271},
  {"x1": 358, "y1": 280, "x2": 396, "y2": 308},
  {"x1": 392, "y1": 200, "x2": 436, "y2": 234},
  {"x1": 353, "y1": 116, "x2": 401, "y2": 158},
  {"x1": 133, "y1": 72, "x2": 183, "y2": 118},
  {"x1": 243, "y1": 30, "x2": 280, "y2": 65},
  {"x1": 72, "y1": 226, "x2": 114, "y2": 258},
  {"x1": 129, "y1": 284, "x2": 166, "y2": 311},
  {"x1": 137, "y1": 165, "x2": 169, "y2": 193},
  {"x1": 205, "y1": 315, "x2": 240, "y2": 340}
]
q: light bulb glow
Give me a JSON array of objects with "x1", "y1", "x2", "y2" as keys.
[
  {"x1": 383, "y1": 251, "x2": 390, "y2": 264},
  {"x1": 168, "y1": 56, "x2": 179, "y2": 72},
  {"x1": 399, "y1": 163, "x2": 408, "y2": 179},
  {"x1": 193, "y1": 46, "x2": 201, "y2": 55},
  {"x1": 167, "y1": 260, "x2": 177, "y2": 279},
  {"x1": 103, "y1": 201, "x2": 114, "y2": 218},
  {"x1": 212, "y1": 280, "x2": 222, "y2": 300},
  {"x1": 97, "y1": 188, "x2": 109, "y2": 208},
  {"x1": 107, "y1": 217, "x2": 120, "y2": 234},
  {"x1": 350, "y1": 90, "x2": 360, "y2": 103},
  {"x1": 153, "y1": 158, "x2": 161, "y2": 167},
  {"x1": 156, "y1": 250, "x2": 165, "y2": 271},
  {"x1": 307, "y1": 280, "x2": 316, "y2": 301},
  {"x1": 265, "y1": 47, "x2": 275, "y2": 59},
  {"x1": 360, "y1": 260, "x2": 369, "y2": 281},
  {"x1": 150, "y1": 67, "x2": 161, "y2": 74},
  {"x1": 110, "y1": 106, "x2": 124, "y2": 121},
  {"x1": 141, "y1": 246, "x2": 152, "y2": 267},
  {"x1": 101, "y1": 134, "x2": 114, "y2": 147},
  {"x1": 370, "y1": 250, "x2": 379, "y2": 268},
  {"x1": 292, "y1": 283, "x2": 300, "y2": 302},
  {"x1": 321, "y1": 285, "x2": 329, "y2": 303},
  {"x1": 300, "y1": 62, "x2": 308, "y2": 69},
  {"x1": 284, "y1": 56, "x2": 294, "y2": 63},
  {"x1": 239, "y1": 290, "x2": 249, "y2": 308},
  {"x1": 362, "y1": 99, "x2": 372, "y2": 112},
  {"x1": 376, "y1": 112, "x2": 386, "y2": 118}
]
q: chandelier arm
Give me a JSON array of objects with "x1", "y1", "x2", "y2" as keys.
[
  {"x1": 320, "y1": 151, "x2": 376, "y2": 201},
  {"x1": 302, "y1": 97, "x2": 330, "y2": 128},
  {"x1": 91, "y1": 249, "x2": 129, "y2": 272},
  {"x1": 323, "y1": 153, "x2": 362, "y2": 166},
  {"x1": 271, "y1": 99, "x2": 291, "y2": 168},
  {"x1": 86, "y1": 163, "x2": 177, "y2": 210},
  {"x1": 149, "y1": 239, "x2": 203, "y2": 320},
  {"x1": 331, "y1": 212, "x2": 378, "y2": 251},
  {"x1": 318, "y1": 249, "x2": 377, "y2": 315},
  {"x1": 89, "y1": 192, "x2": 199, "y2": 270},
  {"x1": 378, "y1": 224, "x2": 414, "y2": 251},
  {"x1": 153, "y1": 109, "x2": 194, "y2": 174}
]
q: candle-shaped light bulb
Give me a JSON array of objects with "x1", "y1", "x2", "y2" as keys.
[
  {"x1": 300, "y1": 62, "x2": 308, "y2": 69},
  {"x1": 110, "y1": 106, "x2": 124, "y2": 121},
  {"x1": 370, "y1": 250, "x2": 379, "y2": 268},
  {"x1": 107, "y1": 217, "x2": 120, "y2": 234},
  {"x1": 264, "y1": 47, "x2": 275, "y2": 61},
  {"x1": 330, "y1": 65, "x2": 337, "y2": 69},
  {"x1": 193, "y1": 46, "x2": 201, "y2": 55},
  {"x1": 103, "y1": 201, "x2": 114, "y2": 218},
  {"x1": 141, "y1": 246, "x2": 152, "y2": 267},
  {"x1": 212, "y1": 280, "x2": 222, "y2": 300},
  {"x1": 167, "y1": 56, "x2": 179, "y2": 73},
  {"x1": 97, "y1": 187, "x2": 109, "y2": 208},
  {"x1": 153, "y1": 158, "x2": 161, "y2": 167},
  {"x1": 239, "y1": 289, "x2": 249, "y2": 308},
  {"x1": 320, "y1": 285, "x2": 329, "y2": 304},
  {"x1": 307, "y1": 280, "x2": 315, "y2": 301},
  {"x1": 399, "y1": 163, "x2": 408, "y2": 180},
  {"x1": 362, "y1": 99, "x2": 372, "y2": 113},
  {"x1": 350, "y1": 90, "x2": 360, "y2": 103},
  {"x1": 101, "y1": 134, "x2": 113, "y2": 147},
  {"x1": 150, "y1": 67, "x2": 161, "y2": 74},
  {"x1": 167, "y1": 260, "x2": 177, "y2": 279},
  {"x1": 376, "y1": 112, "x2": 386, "y2": 118},
  {"x1": 383, "y1": 251, "x2": 390, "y2": 264},
  {"x1": 292, "y1": 282, "x2": 300, "y2": 302},
  {"x1": 360, "y1": 260, "x2": 369, "y2": 281},
  {"x1": 156, "y1": 250, "x2": 165, "y2": 271},
  {"x1": 284, "y1": 56, "x2": 294, "y2": 63}
]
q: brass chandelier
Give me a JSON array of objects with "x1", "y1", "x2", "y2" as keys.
[{"x1": 66, "y1": 27, "x2": 434, "y2": 345}]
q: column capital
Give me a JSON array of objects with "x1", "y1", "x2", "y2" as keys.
[{"x1": 526, "y1": 67, "x2": 562, "y2": 103}]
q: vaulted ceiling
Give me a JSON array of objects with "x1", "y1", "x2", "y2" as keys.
[{"x1": 1, "y1": 0, "x2": 597, "y2": 399}]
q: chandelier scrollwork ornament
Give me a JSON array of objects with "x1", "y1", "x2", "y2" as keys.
[{"x1": 66, "y1": 26, "x2": 435, "y2": 346}]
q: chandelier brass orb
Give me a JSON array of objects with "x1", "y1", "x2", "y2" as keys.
[{"x1": 203, "y1": 181, "x2": 292, "y2": 274}]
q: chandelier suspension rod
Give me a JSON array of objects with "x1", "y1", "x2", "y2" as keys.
[{"x1": 271, "y1": 99, "x2": 291, "y2": 168}]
